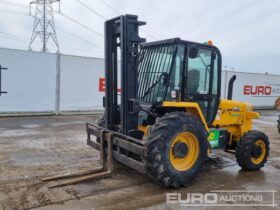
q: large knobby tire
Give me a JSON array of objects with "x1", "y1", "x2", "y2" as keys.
[
  {"x1": 146, "y1": 111, "x2": 208, "y2": 188},
  {"x1": 236, "y1": 130, "x2": 270, "y2": 171}
]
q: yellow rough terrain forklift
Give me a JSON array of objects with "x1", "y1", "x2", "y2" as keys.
[{"x1": 44, "y1": 15, "x2": 270, "y2": 188}]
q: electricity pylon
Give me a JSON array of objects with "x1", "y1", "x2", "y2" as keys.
[{"x1": 29, "y1": 0, "x2": 60, "y2": 52}]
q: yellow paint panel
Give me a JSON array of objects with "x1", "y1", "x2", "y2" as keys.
[
  {"x1": 213, "y1": 99, "x2": 259, "y2": 141},
  {"x1": 162, "y1": 101, "x2": 209, "y2": 131},
  {"x1": 246, "y1": 111, "x2": 259, "y2": 119},
  {"x1": 138, "y1": 125, "x2": 149, "y2": 137}
]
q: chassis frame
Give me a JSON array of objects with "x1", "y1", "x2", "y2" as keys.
[{"x1": 86, "y1": 123, "x2": 147, "y2": 174}]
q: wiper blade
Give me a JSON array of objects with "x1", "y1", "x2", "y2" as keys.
[{"x1": 141, "y1": 72, "x2": 168, "y2": 100}]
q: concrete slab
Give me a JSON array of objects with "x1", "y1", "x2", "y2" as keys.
[{"x1": 0, "y1": 111, "x2": 279, "y2": 209}]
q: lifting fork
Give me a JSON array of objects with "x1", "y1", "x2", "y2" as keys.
[{"x1": 42, "y1": 131, "x2": 114, "y2": 188}]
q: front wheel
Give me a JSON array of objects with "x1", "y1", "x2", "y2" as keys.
[
  {"x1": 236, "y1": 131, "x2": 270, "y2": 171},
  {"x1": 146, "y1": 111, "x2": 208, "y2": 188}
]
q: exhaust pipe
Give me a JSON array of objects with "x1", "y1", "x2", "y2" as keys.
[{"x1": 227, "y1": 75, "x2": 236, "y2": 100}]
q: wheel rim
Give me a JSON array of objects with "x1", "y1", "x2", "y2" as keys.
[
  {"x1": 251, "y1": 140, "x2": 266, "y2": 165},
  {"x1": 169, "y1": 132, "x2": 200, "y2": 171}
]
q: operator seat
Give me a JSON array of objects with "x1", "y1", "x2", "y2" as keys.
[
  {"x1": 188, "y1": 69, "x2": 200, "y2": 93},
  {"x1": 187, "y1": 69, "x2": 207, "y2": 118}
]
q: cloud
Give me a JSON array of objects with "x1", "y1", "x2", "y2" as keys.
[{"x1": 0, "y1": 0, "x2": 279, "y2": 73}]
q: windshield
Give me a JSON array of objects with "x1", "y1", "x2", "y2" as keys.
[{"x1": 138, "y1": 44, "x2": 184, "y2": 103}]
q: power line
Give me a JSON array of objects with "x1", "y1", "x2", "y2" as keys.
[
  {"x1": 76, "y1": 0, "x2": 106, "y2": 20},
  {"x1": 140, "y1": 29, "x2": 158, "y2": 41},
  {"x1": 0, "y1": 8, "x2": 104, "y2": 50},
  {"x1": 0, "y1": 0, "x2": 158, "y2": 41},
  {"x1": 0, "y1": 36, "x2": 23, "y2": 42},
  {"x1": 74, "y1": 0, "x2": 160, "y2": 44},
  {"x1": 56, "y1": 26, "x2": 103, "y2": 49},
  {"x1": 0, "y1": 34, "x2": 25, "y2": 42},
  {"x1": 99, "y1": 0, "x2": 120, "y2": 15},
  {"x1": 0, "y1": 0, "x2": 104, "y2": 38},
  {"x1": 0, "y1": 0, "x2": 28, "y2": 8},
  {"x1": 0, "y1": 33, "x2": 25, "y2": 41},
  {"x1": 0, "y1": 0, "x2": 36, "y2": 16},
  {"x1": 0, "y1": 9, "x2": 29, "y2": 16},
  {"x1": 58, "y1": 12, "x2": 104, "y2": 37},
  {"x1": 0, "y1": 1, "x2": 105, "y2": 52},
  {"x1": 98, "y1": 0, "x2": 158, "y2": 41},
  {"x1": 0, "y1": 31, "x2": 26, "y2": 40}
]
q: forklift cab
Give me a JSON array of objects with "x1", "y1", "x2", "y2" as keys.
[{"x1": 138, "y1": 39, "x2": 222, "y2": 126}]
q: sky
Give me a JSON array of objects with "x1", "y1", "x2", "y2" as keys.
[{"x1": 0, "y1": 0, "x2": 279, "y2": 74}]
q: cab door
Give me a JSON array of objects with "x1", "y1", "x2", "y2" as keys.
[{"x1": 184, "y1": 45, "x2": 221, "y2": 125}]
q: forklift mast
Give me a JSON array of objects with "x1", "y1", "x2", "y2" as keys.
[{"x1": 105, "y1": 15, "x2": 146, "y2": 135}]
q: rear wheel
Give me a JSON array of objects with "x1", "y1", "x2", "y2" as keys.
[
  {"x1": 236, "y1": 131, "x2": 269, "y2": 170},
  {"x1": 146, "y1": 111, "x2": 208, "y2": 188}
]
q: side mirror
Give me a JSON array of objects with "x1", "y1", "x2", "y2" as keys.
[{"x1": 189, "y1": 47, "x2": 198, "y2": 59}]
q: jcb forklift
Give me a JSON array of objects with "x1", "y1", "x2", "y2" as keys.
[{"x1": 44, "y1": 15, "x2": 270, "y2": 188}]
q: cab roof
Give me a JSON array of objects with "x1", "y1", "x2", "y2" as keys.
[{"x1": 140, "y1": 38, "x2": 220, "y2": 52}]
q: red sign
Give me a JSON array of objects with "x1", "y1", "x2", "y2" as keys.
[
  {"x1": 99, "y1": 78, "x2": 106, "y2": 92},
  {"x1": 244, "y1": 85, "x2": 272, "y2": 95},
  {"x1": 99, "y1": 77, "x2": 122, "y2": 93}
]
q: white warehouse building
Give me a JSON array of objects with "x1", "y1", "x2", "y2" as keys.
[{"x1": 0, "y1": 47, "x2": 279, "y2": 116}]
